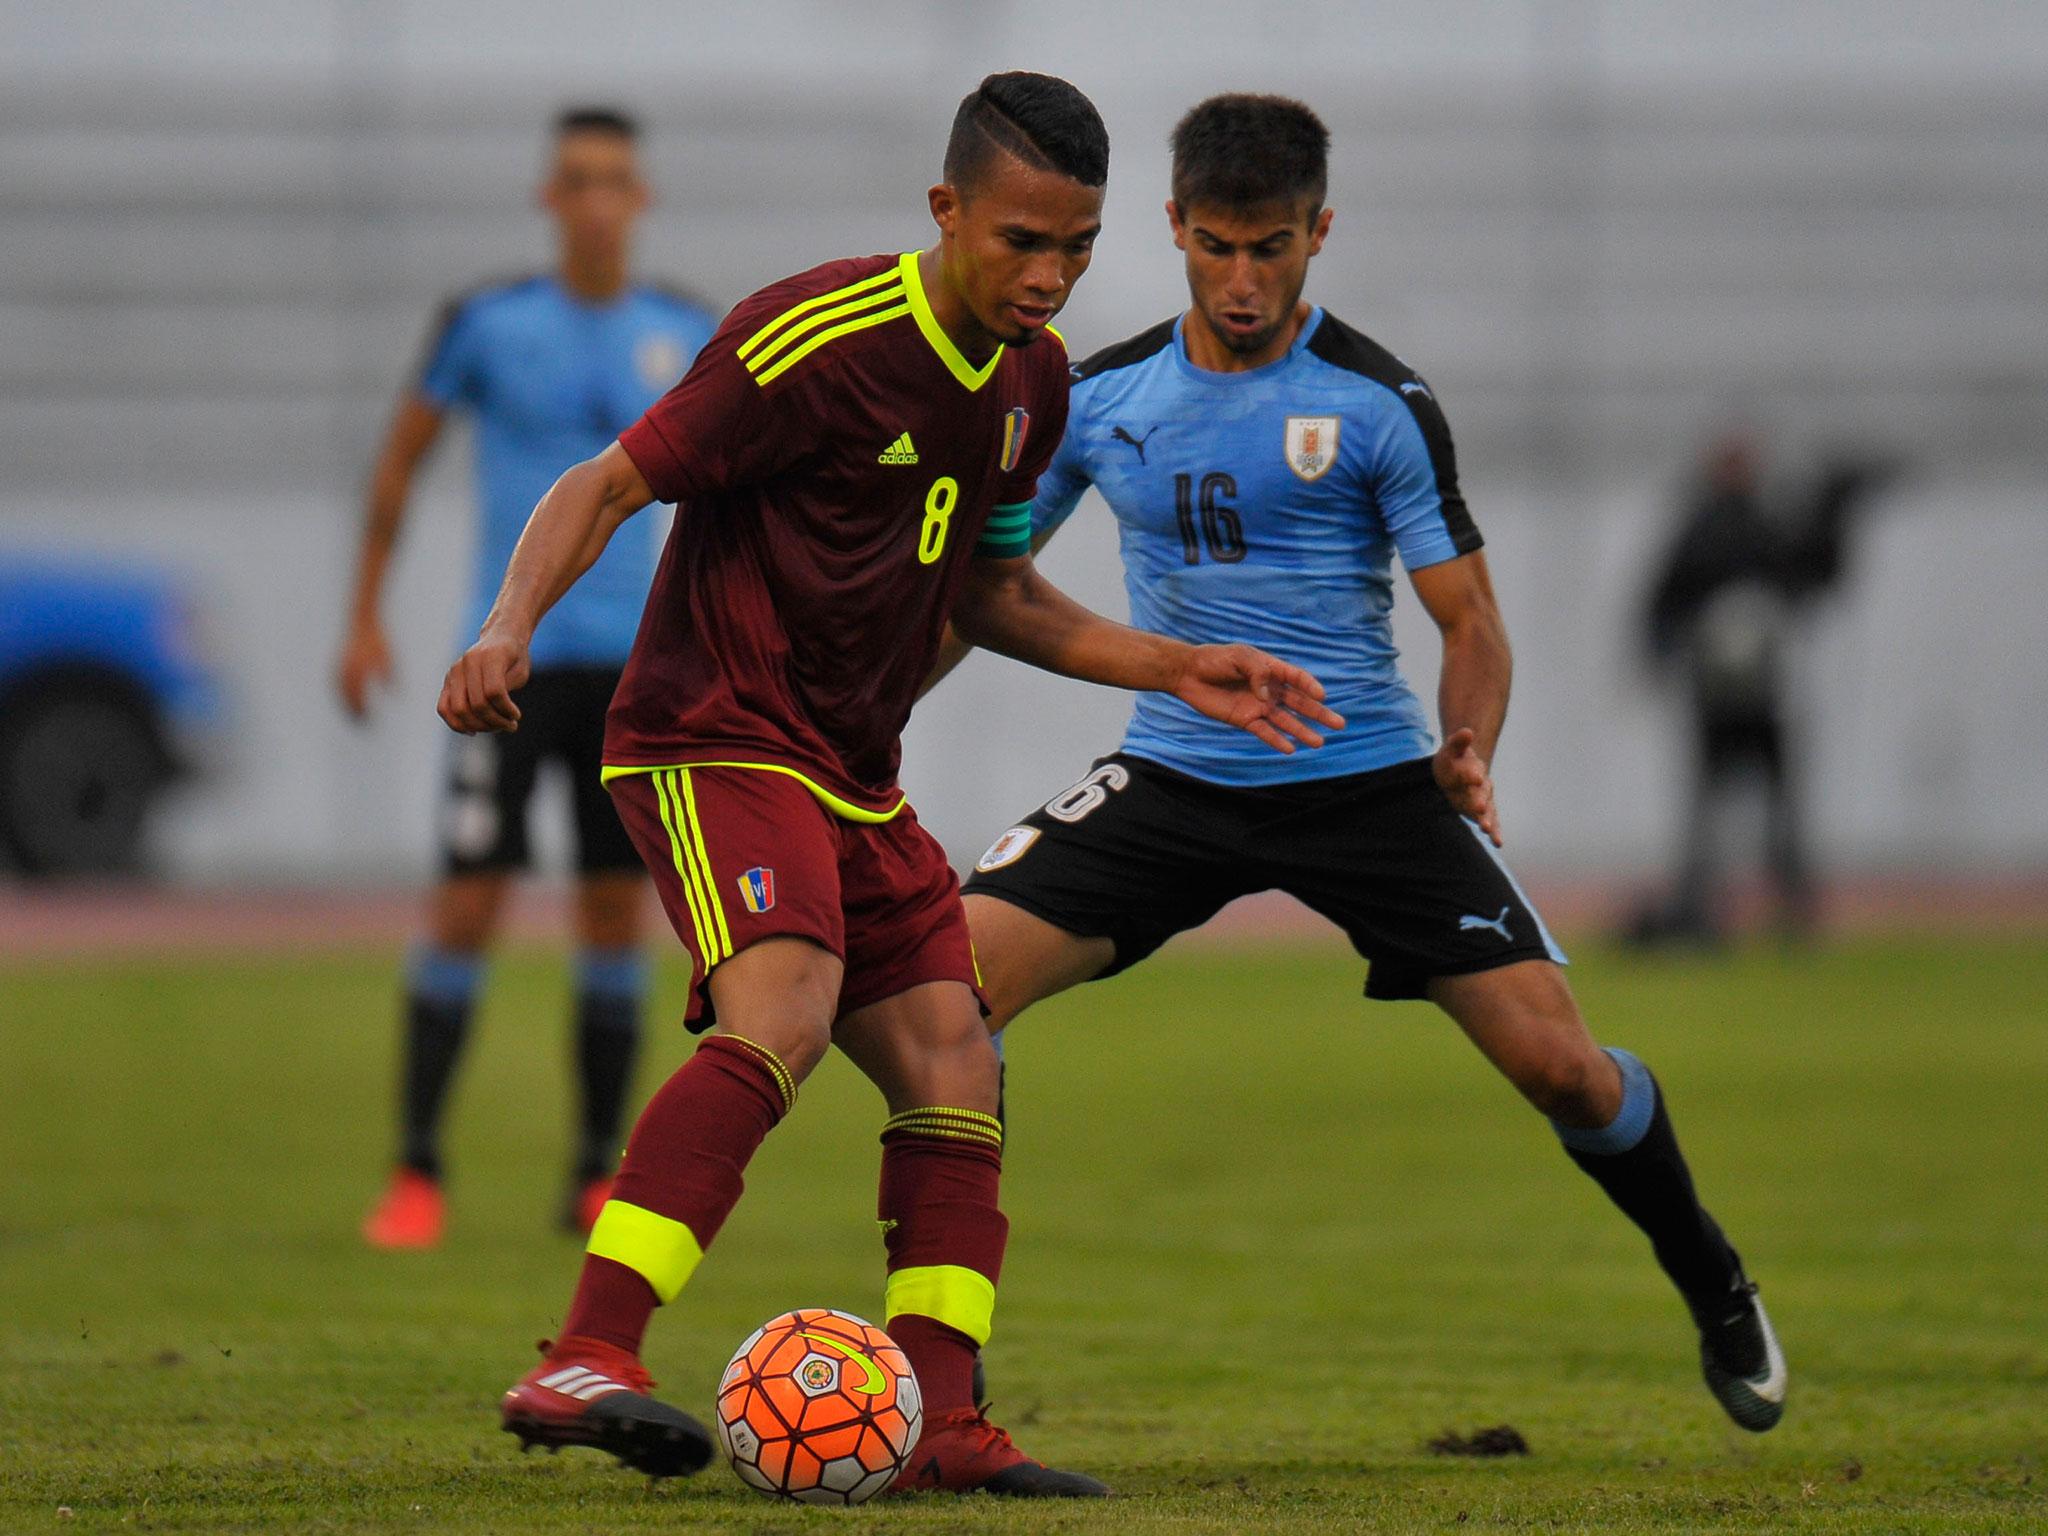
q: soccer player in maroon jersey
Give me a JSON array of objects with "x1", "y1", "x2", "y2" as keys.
[{"x1": 441, "y1": 73, "x2": 1341, "y2": 1498}]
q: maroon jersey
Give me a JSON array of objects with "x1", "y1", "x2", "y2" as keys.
[{"x1": 609, "y1": 252, "x2": 1068, "y2": 819}]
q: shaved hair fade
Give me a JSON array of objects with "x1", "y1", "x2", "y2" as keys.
[{"x1": 944, "y1": 71, "x2": 1109, "y2": 193}]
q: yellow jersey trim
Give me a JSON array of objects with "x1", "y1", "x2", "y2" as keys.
[
  {"x1": 586, "y1": 1200, "x2": 704, "y2": 1304},
  {"x1": 737, "y1": 266, "x2": 902, "y2": 363},
  {"x1": 1043, "y1": 322, "x2": 1066, "y2": 348},
  {"x1": 898, "y1": 251, "x2": 1004, "y2": 392},
  {"x1": 603, "y1": 761, "x2": 906, "y2": 825},
  {"x1": 750, "y1": 300, "x2": 912, "y2": 387}
]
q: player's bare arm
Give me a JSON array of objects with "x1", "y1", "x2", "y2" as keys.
[
  {"x1": 336, "y1": 393, "x2": 445, "y2": 719},
  {"x1": 438, "y1": 442, "x2": 651, "y2": 735},
  {"x1": 1410, "y1": 550, "x2": 1512, "y2": 844},
  {"x1": 920, "y1": 525, "x2": 1063, "y2": 698},
  {"x1": 953, "y1": 553, "x2": 1344, "y2": 754}
]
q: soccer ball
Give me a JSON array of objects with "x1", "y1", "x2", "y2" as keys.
[{"x1": 714, "y1": 1308, "x2": 922, "y2": 1505}]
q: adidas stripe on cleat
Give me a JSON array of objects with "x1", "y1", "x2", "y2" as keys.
[
  {"x1": 1695, "y1": 1279, "x2": 1787, "y2": 1432},
  {"x1": 877, "y1": 432, "x2": 919, "y2": 464},
  {"x1": 501, "y1": 1336, "x2": 714, "y2": 1477}
]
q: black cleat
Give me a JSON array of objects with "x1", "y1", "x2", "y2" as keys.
[
  {"x1": 888, "y1": 1406, "x2": 1110, "y2": 1497},
  {"x1": 979, "y1": 1460, "x2": 1113, "y2": 1497},
  {"x1": 1695, "y1": 1279, "x2": 1787, "y2": 1432}
]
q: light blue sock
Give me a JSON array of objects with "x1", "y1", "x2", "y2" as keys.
[
  {"x1": 405, "y1": 944, "x2": 485, "y2": 1007},
  {"x1": 575, "y1": 945, "x2": 649, "y2": 1005},
  {"x1": 1551, "y1": 1047, "x2": 1656, "y2": 1155}
]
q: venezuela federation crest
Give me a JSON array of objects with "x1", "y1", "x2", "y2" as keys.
[
  {"x1": 737, "y1": 866, "x2": 776, "y2": 914},
  {"x1": 998, "y1": 407, "x2": 1030, "y2": 473}
]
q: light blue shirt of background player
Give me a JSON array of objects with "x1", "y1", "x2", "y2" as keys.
[
  {"x1": 417, "y1": 277, "x2": 717, "y2": 665},
  {"x1": 1030, "y1": 306, "x2": 1482, "y2": 785}
]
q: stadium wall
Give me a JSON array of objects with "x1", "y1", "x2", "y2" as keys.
[{"x1": 3, "y1": 0, "x2": 2043, "y2": 881}]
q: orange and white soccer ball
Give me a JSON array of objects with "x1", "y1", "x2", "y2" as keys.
[{"x1": 715, "y1": 1308, "x2": 922, "y2": 1505}]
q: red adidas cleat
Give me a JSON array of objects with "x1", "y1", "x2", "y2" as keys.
[
  {"x1": 888, "y1": 1406, "x2": 1108, "y2": 1497},
  {"x1": 500, "y1": 1336, "x2": 713, "y2": 1478},
  {"x1": 562, "y1": 1173, "x2": 614, "y2": 1235},
  {"x1": 362, "y1": 1168, "x2": 445, "y2": 1249}
]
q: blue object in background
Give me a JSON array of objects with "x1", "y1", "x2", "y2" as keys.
[{"x1": 0, "y1": 553, "x2": 227, "y2": 877}]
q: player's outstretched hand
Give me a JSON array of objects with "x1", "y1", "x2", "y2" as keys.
[
  {"x1": 1173, "y1": 644, "x2": 1345, "y2": 755},
  {"x1": 1434, "y1": 726, "x2": 1501, "y2": 845},
  {"x1": 437, "y1": 629, "x2": 530, "y2": 734},
  {"x1": 335, "y1": 618, "x2": 393, "y2": 721}
]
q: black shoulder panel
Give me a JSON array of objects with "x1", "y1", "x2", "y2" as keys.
[
  {"x1": 1309, "y1": 313, "x2": 1482, "y2": 554},
  {"x1": 1072, "y1": 317, "x2": 1179, "y2": 381},
  {"x1": 412, "y1": 273, "x2": 543, "y2": 386}
]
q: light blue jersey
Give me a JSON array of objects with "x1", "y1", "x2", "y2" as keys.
[
  {"x1": 417, "y1": 275, "x2": 719, "y2": 667},
  {"x1": 1033, "y1": 308, "x2": 1482, "y2": 785}
]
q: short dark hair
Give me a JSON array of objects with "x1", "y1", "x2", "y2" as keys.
[
  {"x1": 1170, "y1": 94, "x2": 1329, "y2": 217},
  {"x1": 555, "y1": 106, "x2": 639, "y2": 141},
  {"x1": 944, "y1": 72, "x2": 1109, "y2": 192}
]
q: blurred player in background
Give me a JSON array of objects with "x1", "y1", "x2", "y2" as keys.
[
  {"x1": 336, "y1": 107, "x2": 718, "y2": 1248},
  {"x1": 439, "y1": 72, "x2": 1337, "y2": 1496},
  {"x1": 1635, "y1": 434, "x2": 1893, "y2": 945},
  {"x1": 941, "y1": 94, "x2": 1788, "y2": 1435}
]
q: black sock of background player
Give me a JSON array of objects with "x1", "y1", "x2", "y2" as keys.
[
  {"x1": 571, "y1": 949, "x2": 646, "y2": 1180},
  {"x1": 397, "y1": 947, "x2": 482, "y2": 1178},
  {"x1": 1556, "y1": 1048, "x2": 1745, "y2": 1314}
]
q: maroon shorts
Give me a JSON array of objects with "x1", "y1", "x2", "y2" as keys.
[{"x1": 606, "y1": 766, "x2": 982, "y2": 1027}]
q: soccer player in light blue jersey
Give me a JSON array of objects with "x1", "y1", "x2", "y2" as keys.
[
  {"x1": 950, "y1": 94, "x2": 1786, "y2": 1434},
  {"x1": 337, "y1": 108, "x2": 718, "y2": 1248}
]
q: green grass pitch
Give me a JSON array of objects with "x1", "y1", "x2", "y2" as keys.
[{"x1": 3, "y1": 933, "x2": 2043, "y2": 1533}]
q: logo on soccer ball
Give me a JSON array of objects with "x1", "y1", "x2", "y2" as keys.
[
  {"x1": 1284, "y1": 414, "x2": 1340, "y2": 482},
  {"x1": 737, "y1": 866, "x2": 776, "y2": 913},
  {"x1": 715, "y1": 1309, "x2": 922, "y2": 1506}
]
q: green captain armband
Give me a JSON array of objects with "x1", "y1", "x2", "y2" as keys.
[{"x1": 974, "y1": 500, "x2": 1034, "y2": 560}]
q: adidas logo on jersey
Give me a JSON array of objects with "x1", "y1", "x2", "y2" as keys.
[{"x1": 877, "y1": 432, "x2": 919, "y2": 465}]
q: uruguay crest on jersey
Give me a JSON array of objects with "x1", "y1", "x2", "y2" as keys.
[{"x1": 1284, "y1": 414, "x2": 1340, "y2": 482}]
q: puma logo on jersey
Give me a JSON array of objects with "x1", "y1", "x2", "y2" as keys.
[
  {"x1": 1400, "y1": 380, "x2": 1433, "y2": 400},
  {"x1": 877, "y1": 432, "x2": 919, "y2": 465},
  {"x1": 1459, "y1": 906, "x2": 1513, "y2": 941},
  {"x1": 1110, "y1": 424, "x2": 1158, "y2": 464}
]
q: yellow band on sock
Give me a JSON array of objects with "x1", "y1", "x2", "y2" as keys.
[
  {"x1": 885, "y1": 1263, "x2": 997, "y2": 1346},
  {"x1": 718, "y1": 1033, "x2": 798, "y2": 1112},
  {"x1": 883, "y1": 1106, "x2": 1003, "y2": 1150},
  {"x1": 585, "y1": 1199, "x2": 704, "y2": 1304}
]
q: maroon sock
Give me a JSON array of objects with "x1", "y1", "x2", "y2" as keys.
[
  {"x1": 557, "y1": 1034, "x2": 794, "y2": 1357},
  {"x1": 878, "y1": 1118, "x2": 1006, "y2": 1414},
  {"x1": 560, "y1": 1257, "x2": 659, "y2": 1355}
]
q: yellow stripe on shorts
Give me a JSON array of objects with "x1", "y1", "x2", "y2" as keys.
[
  {"x1": 652, "y1": 770, "x2": 715, "y2": 963},
  {"x1": 676, "y1": 770, "x2": 734, "y2": 957}
]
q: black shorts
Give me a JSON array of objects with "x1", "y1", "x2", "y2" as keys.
[
  {"x1": 438, "y1": 666, "x2": 641, "y2": 877},
  {"x1": 960, "y1": 752, "x2": 1564, "y2": 1001}
]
